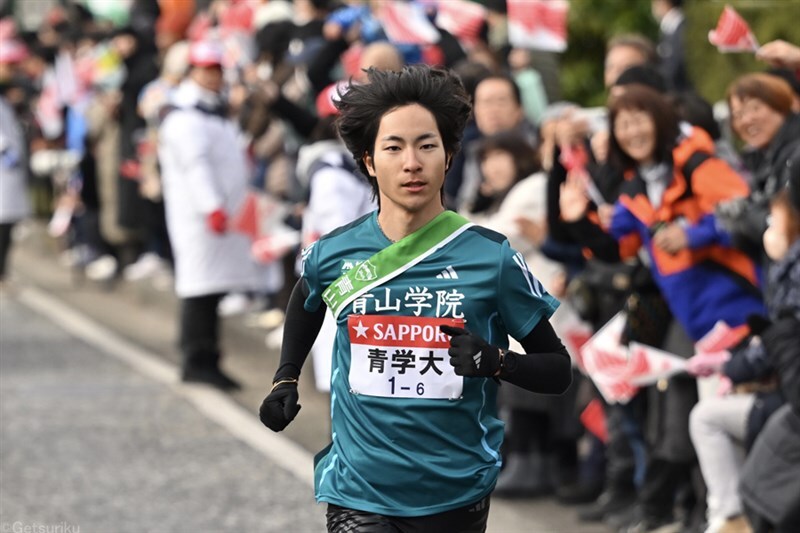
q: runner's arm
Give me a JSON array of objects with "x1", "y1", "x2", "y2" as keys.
[
  {"x1": 502, "y1": 318, "x2": 572, "y2": 394},
  {"x1": 272, "y1": 278, "x2": 327, "y2": 381}
]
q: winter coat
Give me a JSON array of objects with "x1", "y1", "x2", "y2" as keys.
[
  {"x1": 465, "y1": 172, "x2": 565, "y2": 292},
  {"x1": 724, "y1": 239, "x2": 800, "y2": 447},
  {"x1": 117, "y1": 37, "x2": 159, "y2": 231},
  {"x1": 0, "y1": 98, "x2": 29, "y2": 224},
  {"x1": 296, "y1": 140, "x2": 375, "y2": 248},
  {"x1": 719, "y1": 113, "x2": 800, "y2": 257},
  {"x1": 739, "y1": 404, "x2": 800, "y2": 530},
  {"x1": 85, "y1": 96, "x2": 139, "y2": 246},
  {"x1": 566, "y1": 125, "x2": 766, "y2": 341},
  {"x1": 158, "y1": 80, "x2": 259, "y2": 298}
]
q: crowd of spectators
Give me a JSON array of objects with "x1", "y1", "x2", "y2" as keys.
[{"x1": 1, "y1": 1, "x2": 799, "y2": 532}]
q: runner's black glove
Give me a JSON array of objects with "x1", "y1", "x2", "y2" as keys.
[
  {"x1": 259, "y1": 381, "x2": 301, "y2": 432},
  {"x1": 440, "y1": 325, "x2": 501, "y2": 377}
]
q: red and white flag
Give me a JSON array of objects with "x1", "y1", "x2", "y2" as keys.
[
  {"x1": 694, "y1": 320, "x2": 750, "y2": 353},
  {"x1": 579, "y1": 313, "x2": 640, "y2": 403},
  {"x1": 578, "y1": 312, "x2": 688, "y2": 403},
  {"x1": 376, "y1": 1, "x2": 440, "y2": 45},
  {"x1": 507, "y1": 0, "x2": 569, "y2": 52},
  {"x1": 231, "y1": 190, "x2": 261, "y2": 240},
  {"x1": 580, "y1": 398, "x2": 608, "y2": 443},
  {"x1": 626, "y1": 342, "x2": 687, "y2": 386},
  {"x1": 231, "y1": 191, "x2": 301, "y2": 264},
  {"x1": 708, "y1": 5, "x2": 758, "y2": 53},
  {"x1": 434, "y1": 0, "x2": 487, "y2": 47}
]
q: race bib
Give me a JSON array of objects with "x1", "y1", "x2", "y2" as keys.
[{"x1": 347, "y1": 314, "x2": 465, "y2": 400}]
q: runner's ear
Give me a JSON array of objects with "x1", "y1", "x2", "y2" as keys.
[{"x1": 363, "y1": 152, "x2": 376, "y2": 177}]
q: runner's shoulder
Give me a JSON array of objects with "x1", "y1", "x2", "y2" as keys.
[
  {"x1": 319, "y1": 212, "x2": 373, "y2": 244},
  {"x1": 464, "y1": 224, "x2": 508, "y2": 246}
]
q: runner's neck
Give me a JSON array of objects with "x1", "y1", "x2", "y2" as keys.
[{"x1": 377, "y1": 204, "x2": 445, "y2": 243}]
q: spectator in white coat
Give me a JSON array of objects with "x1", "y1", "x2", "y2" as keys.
[
  {"x1": 0, "y1": 95, "x2": 29, "y2": 286},
  {"x1": 158, "y1": 41, "x2": 259, "y2": 389}
]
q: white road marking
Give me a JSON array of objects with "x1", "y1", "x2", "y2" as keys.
[{"x1": 16, "y1": 286, "x2": 315, "y2": 488}]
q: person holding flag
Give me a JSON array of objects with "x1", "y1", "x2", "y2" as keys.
[
  {"x1": 757, "y1": 39, "x2": 800, "y2": 70},
  {"x1": 559, "y1": 84, "x2": 766, "y2": 531},
  {"x1": 716, "y1": 73, "x2": 800, "y2": 261},
  {"x1": 258, "y1": 65, "x2": 572, "y2": 530}
]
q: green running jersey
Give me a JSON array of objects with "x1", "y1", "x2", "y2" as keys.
[{"x1": 302, "y1": 211, "x2": 559, "y2": 517}]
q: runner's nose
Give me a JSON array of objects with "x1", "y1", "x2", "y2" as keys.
[{"x1": 403, "y1": 148, "x2": 422, "y2": 173}]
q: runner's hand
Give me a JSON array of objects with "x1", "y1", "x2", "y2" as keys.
[
  {"x1": 440, "y1": 325, "x2": 501, "y2": 377},
  {"x1": 259, "y1": 382, "x2": 301, "y2": 431}
]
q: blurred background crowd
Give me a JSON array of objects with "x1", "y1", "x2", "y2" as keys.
[{"x1": 1, "y1": 1, "x2": 799, "y2": 533}]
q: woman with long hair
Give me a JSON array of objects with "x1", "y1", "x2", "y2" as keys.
[{"x1": 559, "y1": 84, "x2": 766, "y2": 530}]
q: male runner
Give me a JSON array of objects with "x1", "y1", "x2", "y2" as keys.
[{"x1": 259, "y1": 65, "x2": 572, "y2": 532}]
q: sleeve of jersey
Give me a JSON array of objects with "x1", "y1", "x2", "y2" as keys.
[
  {"x1": 299, "y1": 240, "x2": 324, "y2": 312},
  {"x1": 497, "y1": 241, "x2": 560, "y2": 341}
]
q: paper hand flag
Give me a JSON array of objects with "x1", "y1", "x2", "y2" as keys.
[
  {"x1": 507, "y1": 0, "x2": 569, "y2": 52},
  {"x1": 376, "y1": 1, "x2": 440, "y2": 45},
  {"x1": 708, "y1": 5, "x2": 758, "y2": 53}
]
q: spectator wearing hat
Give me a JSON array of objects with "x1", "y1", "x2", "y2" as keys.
[{"x1": 157, "y1": 40, "x2": 259, "y2": 389}]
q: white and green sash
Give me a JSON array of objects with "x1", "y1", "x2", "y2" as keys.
[{"x1": 322, "y1": 211, "x2": 473, "y2": 319}]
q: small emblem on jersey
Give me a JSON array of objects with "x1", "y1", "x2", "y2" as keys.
[
  {"x1": 435, "y1": 265, "x2": 459, "y2": 280},
  {"x1": 341, "y1": 258, "x2": 364, "y2": 272},
  {"x1": 354, "y1": 260, "x2": 378, "y2": 281}
]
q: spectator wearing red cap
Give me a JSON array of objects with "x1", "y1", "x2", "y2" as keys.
[{"x1": 157, "y1": 39, "x2": 259, "y2": 390}]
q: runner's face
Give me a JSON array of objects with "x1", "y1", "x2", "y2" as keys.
[{"x1": 364, "y1": 104, "x2": 448, "y2": 218}]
